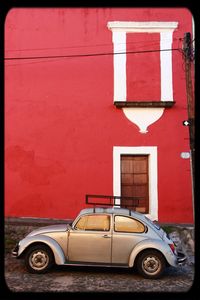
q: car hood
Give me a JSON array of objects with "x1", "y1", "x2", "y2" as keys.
[{"x1": 26, "y1": 224, "x2": 69, "y2": 237}]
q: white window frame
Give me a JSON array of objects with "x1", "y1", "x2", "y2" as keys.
[
  {"x1": 107, "y1": 21, "x2": 178, "y2": 103},
  {"x1": 113, "y1": 146, "x2": 158, "y2": 220}
]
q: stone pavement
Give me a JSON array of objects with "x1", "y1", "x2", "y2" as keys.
[{"x1": 4, "y1": 252, "x2": 195, "y2": 293}]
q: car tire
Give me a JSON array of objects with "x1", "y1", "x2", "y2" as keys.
[
  {"x1": 136, "y1": 250, "x2": 166, "y2": 279},
  {"x1": 25, "y1": 244, "x2": 54, "y2": 274}
]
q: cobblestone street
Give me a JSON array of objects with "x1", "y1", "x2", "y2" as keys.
[{"x1": 4, "y1": 253, "x2": 194, "y2": 293}]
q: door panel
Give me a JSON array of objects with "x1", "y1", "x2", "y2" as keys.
[
  {"x1": 112, "y1": 215, "x2": 146, "y2": 264},
  {"x1": 121, "y1": 174, "x2": 134, "y2": 185},
  {"x1": 68, "y1": 230, "x2": 111, "y2": 263},
  {"x1": 112, "y1": 233, "x2": 146, "y2": 264},
  {"x1": 121, "y1": 155, "x2": 149, "y2": 213},
  {"x1": 133, "y1": 174, "x2": 148, "y2": 184}
]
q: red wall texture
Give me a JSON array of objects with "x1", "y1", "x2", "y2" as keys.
[{"x1": 5, "y1": 8, "x2": 194, "y2": 223}]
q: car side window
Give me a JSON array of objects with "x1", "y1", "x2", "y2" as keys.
[
  {"x1": 114, "y1": 215, "x2": 145, "y2": 233},
  {"x1": 75, "y1": 215, "x2": 87, "y2": 230},
  {"x1": 75, "y1": 215, "x2": 110, "y2": 231}
]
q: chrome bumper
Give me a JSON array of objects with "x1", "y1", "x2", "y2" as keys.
[
  {"x1": 12, "y1": 243, "x2": 19, "y2": 257},
  {"x1": 177, "y1": 252, "x2": 187, "y2": 266}
]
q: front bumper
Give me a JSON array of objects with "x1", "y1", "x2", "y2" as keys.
[{"x1": 12, "y1": 243, "x2": 19, "y2": 257}]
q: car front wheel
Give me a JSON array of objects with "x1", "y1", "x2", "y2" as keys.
[
  {"x1": 25, "y1": 244, "x2": 54, "y2": 274},
  {"x1": 136, "y1": 250, "x2": 166, "y2": 279}
]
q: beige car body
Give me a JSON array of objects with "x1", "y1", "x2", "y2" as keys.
[{"x1": 15, "y1": 208, "x2": 179, "y2": 269}]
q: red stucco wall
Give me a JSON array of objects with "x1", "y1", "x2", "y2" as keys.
[{"x1": 5, "y1": 8, "x2": 194, "y2": 222}]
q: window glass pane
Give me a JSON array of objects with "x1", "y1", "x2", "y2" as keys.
[
  {"x1": 115, "y1": 216, "x2": 144, "y2": 233},
  {"x1": 85, "y1": 215, "x2": 110, "y2": 231},
  {"x1": 75, "y1": 216, "x2": 87, "y2": 230}
]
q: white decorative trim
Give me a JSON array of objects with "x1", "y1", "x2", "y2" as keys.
[
  {"x1": 113, "y1": 146, "x2": 158, "y2": 220},
  {"x1": 160, "y1": 31, "x2": 173, "y2": 101},
  {"x1": 112, "y1": 31, "x2": 126, "y2": 101},
  {"x1": 107, "y1": 21, "x2": 178, "y2": 103},
  {"x1": 107, "y1": 21, "x2": 178, "y2": 32},
  {"x1": 122, "y1": 107, "x2": 164, "y2": 133}
]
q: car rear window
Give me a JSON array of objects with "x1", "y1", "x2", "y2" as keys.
[{"x1": 114, "y1": 216, "x2": 145, "y2": 233}]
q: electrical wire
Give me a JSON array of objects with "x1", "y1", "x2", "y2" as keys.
[
  {"x1": 5, "y1": 37, "x2": 181, "y2": 53},
  {"x1": 4, "y1": 47, "x2": 180, "y2": 61}
]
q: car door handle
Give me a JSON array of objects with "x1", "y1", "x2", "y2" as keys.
[{"x1": 102, "y1": 234, "x2": 111, "y2": 238}]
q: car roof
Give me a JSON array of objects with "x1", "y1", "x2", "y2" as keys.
[{"x1": 78, "y1": 207, "x2": 146, "y2": 220}]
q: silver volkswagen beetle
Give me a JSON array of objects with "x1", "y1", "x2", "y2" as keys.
[{"x1": 12, "y1": 206, "x2": 186, "y2": 279}]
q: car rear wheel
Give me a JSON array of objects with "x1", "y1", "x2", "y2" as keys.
[
  {"x1": 25, "y1": 244, "x2": 54, "y2": 274},
  {"x1": 136, "y1": 250, "x2": 166, "y2": 279}
]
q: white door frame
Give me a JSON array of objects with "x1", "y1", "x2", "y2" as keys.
[{"x1": 113, "y1": 146, "x2": 158, "y2": 220}]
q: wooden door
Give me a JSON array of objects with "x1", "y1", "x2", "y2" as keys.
[{"x1": 121, "y1": 155, "x2": 149, "y2": 213}]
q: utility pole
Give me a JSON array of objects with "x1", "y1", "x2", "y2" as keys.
[{"x1": 183, "y1": 32, "x2": 195, "y2": 218}]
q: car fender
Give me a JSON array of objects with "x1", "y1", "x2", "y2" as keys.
[
  {"x1": 128, "y1": 238, "x2": 177, "y2": 267},
  {"x1": 18, "y1": 235, "x2": 66, "y2": 265}
]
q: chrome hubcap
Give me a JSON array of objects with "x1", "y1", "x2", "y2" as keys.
[
  {"x1": 143, "y1": 256, "x2": 161, "y2": 274},
  {"x1": 29, "y1": 250, "x2": 49, "y2": 270}
]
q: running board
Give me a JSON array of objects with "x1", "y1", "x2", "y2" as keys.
[{"x1": 63, "y1": 262, "x2": 129, "y2": 268}]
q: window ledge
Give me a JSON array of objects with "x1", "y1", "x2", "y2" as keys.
[{"x1": 114, "y1": 101, "x2": 175, "y2": 108}]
